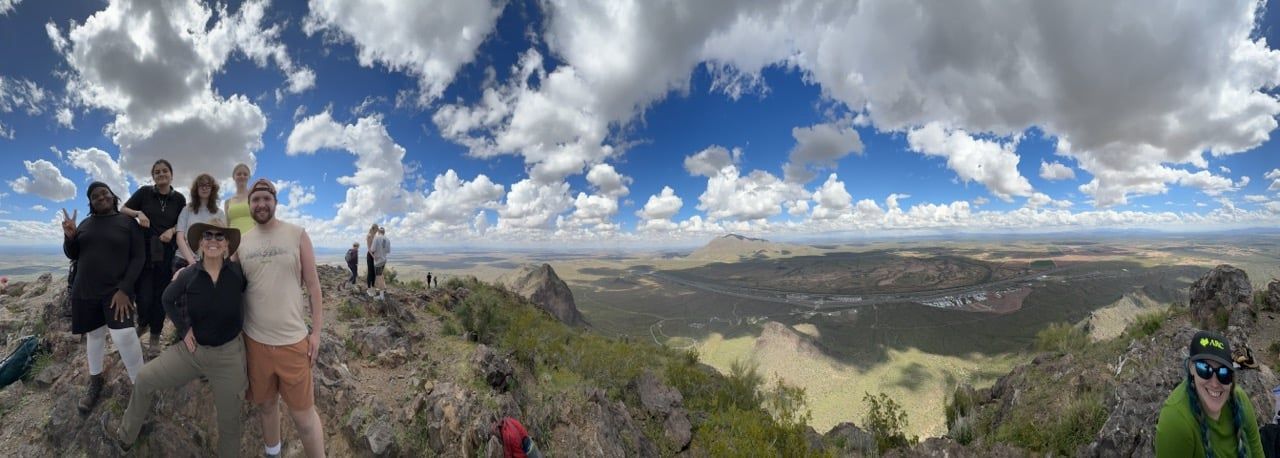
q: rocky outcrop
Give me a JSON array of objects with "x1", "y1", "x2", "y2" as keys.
[
  {"x1": 548, "y1": 388, "x2": 658, "y2": 457},
  {"x1": 1262, "y1": 279, "x2": 1280, "y2": 312},
  {"x1": 496, "y1": 264, "x2": 585, "y2": 326},
  {"x1": 473, "y1": 344, "x2": 513, "y2": 392},
  {"x1": 629, "y1": 371, "x2": 692, "y2": 451},
  {"x1": 823, "y1": 422, "x2": 876, "y2": 456},
  {"x1": 1189, "y1": 264, "x2": 1253, "y2": 332}
]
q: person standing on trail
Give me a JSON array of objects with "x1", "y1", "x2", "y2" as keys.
[
  {"x1": 345, "y1": 242, "x2": 360, "y2": 289},
  {"x1": 237, "y1": 179, "x2": 327, "y2": 458},
  {"x1": 365, "y1": 224, "x2": 377, "y2": 291},
  {"x1": 369, "y1": 227, "x2": 390, "y2": 300},
  {"x1": 62, "y1": 182, "x2": 146, "y2": 414},
  {"x1": 1156, "y1": 330, "x2": 1264, "y2": 457},
  {"x1": 224, "y1": 163, "x2": 255, "y2": 234}
]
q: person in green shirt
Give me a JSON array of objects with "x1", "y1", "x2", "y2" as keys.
[{"x1": 1156, "y1": 330, "x2": 1264, "y2": 457}]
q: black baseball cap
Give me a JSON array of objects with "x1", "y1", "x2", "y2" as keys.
[{"x1": 1189, "y1": 330, "x2": 1233, "y2": 368}]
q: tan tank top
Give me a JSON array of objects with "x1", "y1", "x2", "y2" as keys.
[{"x1": 238, "y1": 220, "x2": 309, "y2": 345}]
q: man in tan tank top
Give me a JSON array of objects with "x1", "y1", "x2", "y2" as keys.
[{"x1": 238, "y1": 179, "x2": 326, "y2": 457}]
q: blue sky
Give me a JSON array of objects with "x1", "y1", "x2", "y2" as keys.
[{"x1": 3, "y1": 0, "x2": 1280, "y2": 248}]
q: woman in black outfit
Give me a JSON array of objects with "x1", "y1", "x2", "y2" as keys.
[
  {"x1": 121, "y1": 159, "x2": 185, "y2": 355},
  {"x1": 366, "y1": 224, "x2": 378, "y2": 290},
  {"x1": 62, "y1": 182, "x2": 147, "y2": 413},
  {"x1": 103, "y1": 221, "x2": 248, "y2": 457}
]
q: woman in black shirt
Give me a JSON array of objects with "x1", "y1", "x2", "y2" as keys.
[
  {"x1": 103, "y1": 221, "x2": 248, "y2": 457},
  {"x1": 62, "y1": 182, "x2": 147, "y2": 414},
  {"x1": 121, "y1": 159, "x2": 186, "y2": 355}
]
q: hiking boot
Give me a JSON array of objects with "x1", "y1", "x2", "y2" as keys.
[
  {"x1": 100, "y1": 410, "x2": 132, "y2": 453},
  {"x1": 148, "y1": 334, "x2": 162, "y2": 356},
  {"x1": 78, "y1": 373, "x2": 105, "y2": 414}
]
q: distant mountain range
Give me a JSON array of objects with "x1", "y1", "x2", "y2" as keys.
[{"x1": 685, "y1": 233, "x2": 822, "y2": 262}]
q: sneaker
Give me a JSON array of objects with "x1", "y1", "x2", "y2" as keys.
[
  {"x1": 367, "y1": 289, "x2": 377, "y2": 298},
  {"x1": 377, "y1": 293, "x2": 385, "y2": 301},
  {"x1": 100, "y1": 410, "x2": 132, "y2": 453}
]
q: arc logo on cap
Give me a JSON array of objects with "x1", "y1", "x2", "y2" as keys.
[{"x1": 1200, "y1": 337, "x2": 1225, "y2": 350}]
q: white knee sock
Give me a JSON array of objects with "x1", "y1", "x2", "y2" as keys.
[
  {"x1": 85, "y1": 326, "x2": 107, "y2": 376},
  {"x1": 109, "y1": 327, "x2": 145, "y2": 383}
]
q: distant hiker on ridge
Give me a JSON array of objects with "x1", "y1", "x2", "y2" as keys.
[
  {"x1": 345, "y1": 242, "x2": 360, "y2": 290},
  {"x1": 1156, "y1": 330, "x2": 1263, "y2": 457},
  {"x1": 369, "y1": 226, "x2": 390, "y2": 300},
  {"x1": 62, "y1": 182, "x2": 146, "y2": 414},
  {"x1": 365, "y1": 224, "x2": 378, "y2": 292}
]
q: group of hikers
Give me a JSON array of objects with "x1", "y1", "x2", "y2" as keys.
[
  {"x1": 51, "y1": 158, "x2": 1279, "y2": 457},
  {"x1": 61, "y1": 160, "x2": 326, "y2": 457},
  {"x1": 341, "y1": 225, "x2": 440, "y2": 299}
]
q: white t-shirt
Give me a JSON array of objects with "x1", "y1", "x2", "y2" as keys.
[{"x1": 176, "y1": 205, "x2": 225, "y2": 233}]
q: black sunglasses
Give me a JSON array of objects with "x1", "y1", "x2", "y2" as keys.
[
  {"x1": 202, "y1": 231, "x2": 226, "y2": 242},
  {"x1": 1193, "y1": 360, "x2": 1234, "y2": 385}
]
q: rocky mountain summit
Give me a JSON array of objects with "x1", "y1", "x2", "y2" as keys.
[{"x1": 495, "y1": 263, "x2": 586, "y2": 327}]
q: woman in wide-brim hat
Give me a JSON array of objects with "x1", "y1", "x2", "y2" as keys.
[{"x1": 103, "y1": 221, "x2": 249, "y2": 457}]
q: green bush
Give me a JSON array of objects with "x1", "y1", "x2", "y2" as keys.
[
  {"x1": 1035, "y1": 322, "x2": 1089, "y2": 353},
  {"x1": 995, "y1": 389, "x2": 1106, "y2": 455},
  {"x1": 863, "y1": 392, "x2": 917, "y2": 453},
  {"x1": 945, "y1": 384, "x2": 978, "y2": 433},
  {"x1": 337, "y1": 298, "x2": 364, "y2": 321},
  {"x1": 447, "y1": 280, "x2": 824, "y2": 456},
  {"x1": 384, "y1": 267, "x2": 399, "y2": 285},
  {"x1": 1125, "y1": 309, "x2": 1168, "y2": 339}
]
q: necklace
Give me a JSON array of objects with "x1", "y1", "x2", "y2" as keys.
[{"x1": 157, "y1": 187, "x2": 171, "y2": 213}]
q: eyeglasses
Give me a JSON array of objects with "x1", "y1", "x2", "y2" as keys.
[
  {"x1": 198, "y1": 183, "x2": 213, "y2": 189},
  {"x1": 1193, "y1": 360, "x2": 1234, "y2": 385},
  {"x1": 202, "y1": 231, "x2": 226, "y2": 242}
]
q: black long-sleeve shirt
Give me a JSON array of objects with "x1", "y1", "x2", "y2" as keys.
[
  {"x1": 162, "y1": 261, "x2": 246, "y2": 347},
  {"x1": 125, "y1": 185, "x2": 185, "y2": 253},
  {"x1": 63, "y1": 212, "x2": 144, "y2": 300}
]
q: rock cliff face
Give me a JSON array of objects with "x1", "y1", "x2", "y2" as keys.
[{"x1": 494, "y1": 263, "x2": 586, "y2": 327}]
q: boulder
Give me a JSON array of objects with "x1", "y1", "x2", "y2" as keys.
[
  {"x1": 823, "y1": 422, "x2": 876, "y2": 456},
  {"x1": 472, "y1": 344, "x2": 513, "y2": 392},
  {"x1": 1263, "y1": 279, "x2": 1280, "y2": 311},
  {"x1": 351, "y1": 325, "x2": 401, "y2": 357},
  {"x1": 346, "y1": 401, "x2": 398, "y2": 456},
  {"x1": 1189, "y1": 265, "x2": 1252, "y2": 331},
  {"x1": 629, "y1": 370, "x2": 692, "y2": 451},
  {"x1": 496, "y1": 264, "x2": 586, "y2": 326},
  {"x1": 548, "y1": 388, "x2": 658, "y2": 457}
]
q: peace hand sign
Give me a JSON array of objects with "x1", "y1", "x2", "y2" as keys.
[{"x1": 60, "y1": 208, "x2": 78, "y2": 239}]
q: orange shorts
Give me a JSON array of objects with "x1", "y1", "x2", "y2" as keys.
[{"x1": 245, "y1": 334, "x2": 314, "y2": 410}]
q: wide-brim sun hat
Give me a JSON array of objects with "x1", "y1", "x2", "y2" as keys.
[{"x1": 186, "y1": 222, "x2": 241, "y2": 257}]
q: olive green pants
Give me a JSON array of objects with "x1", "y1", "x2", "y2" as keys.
[{"x1": 121, "y1": 334, "x2": 247, "y2": 457}]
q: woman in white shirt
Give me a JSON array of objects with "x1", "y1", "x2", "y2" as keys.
[{"x1": 175, "y1": 174, "x2": 226, "y2": 267}]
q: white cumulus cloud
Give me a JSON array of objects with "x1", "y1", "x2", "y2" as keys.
[{"x1": 9, "y1": 159, "x2": 76, "y2": 202}]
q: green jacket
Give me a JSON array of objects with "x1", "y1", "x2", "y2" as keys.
[{"x1": 1156, "y1": 379, "x2": 1264, "y2": 458}]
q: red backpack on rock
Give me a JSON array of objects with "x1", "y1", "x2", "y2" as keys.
[{"x1": 496, "y1": 417, "x2": 541, "y2": 458}]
